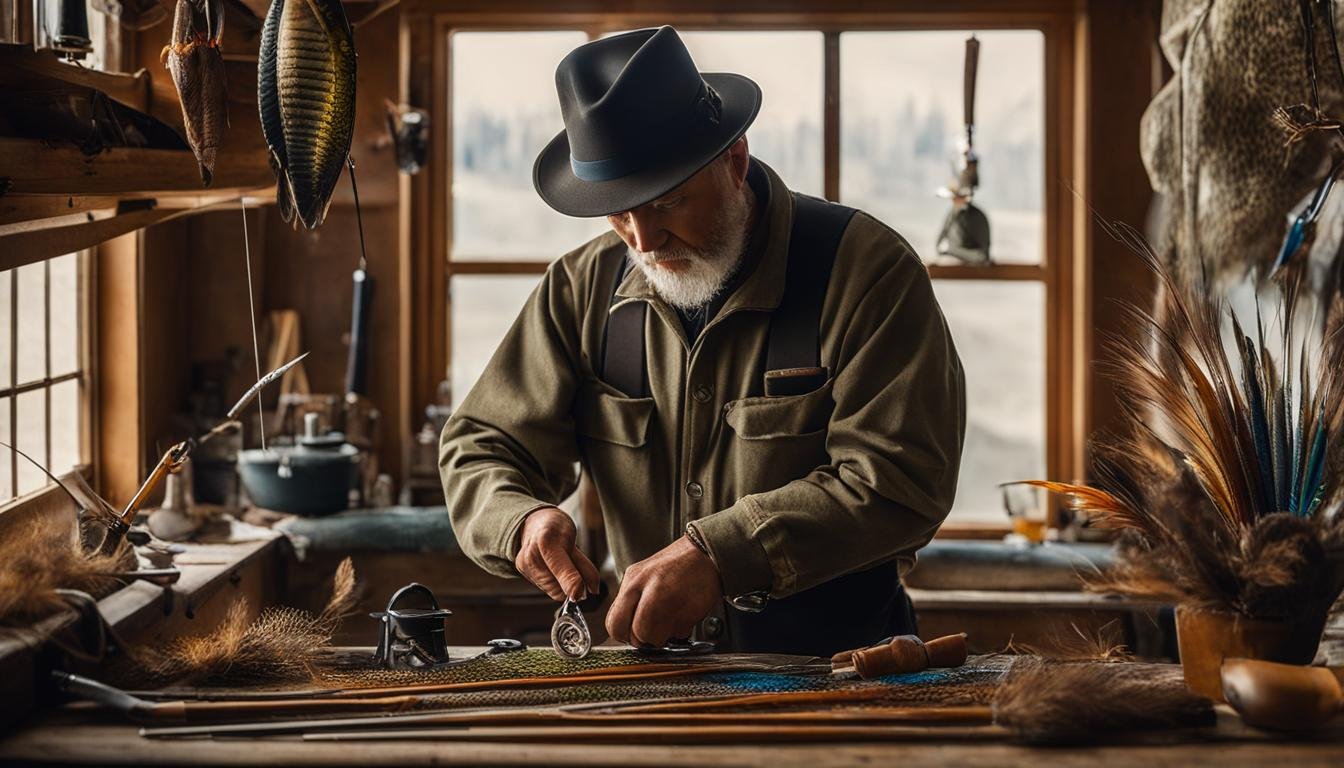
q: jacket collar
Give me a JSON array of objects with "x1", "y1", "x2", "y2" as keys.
[{"x1": 612, "y1": 158, "x2": 793, "y2": 317}]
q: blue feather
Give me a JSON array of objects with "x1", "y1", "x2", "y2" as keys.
[
  {"x1": 1296, "y1": 422, "x2": 1327, "y2": 517},
  {"x1": 1272, "y1": 217, "x2": 1308, "y2": 276}
]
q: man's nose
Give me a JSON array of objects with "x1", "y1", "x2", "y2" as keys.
[{"x1": 626, "y1": 210, "x2": 668, "y2": 253}]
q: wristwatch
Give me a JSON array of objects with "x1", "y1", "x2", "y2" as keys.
[{"x1": 685, "y1": 522, "x2": 768, "y2": 613}]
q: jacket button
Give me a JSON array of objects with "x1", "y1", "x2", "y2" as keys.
[
  {"x1": 702, "y1": 616, "x2": 723, "y2": 638},
  {"x1": 692, "y1": 386, "x2": 712, "y2": 403},
  {"x1": 685, "y1": 481, "x2": 704, "y2": 499}
]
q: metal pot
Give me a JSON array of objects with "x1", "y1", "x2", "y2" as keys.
[{"x1": 238, "y1": 413, "x2": 359, "y2": 516}]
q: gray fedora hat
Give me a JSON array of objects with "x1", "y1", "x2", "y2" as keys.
[{"x1": 532, "y1": 26, "x2": 762, "y2": 218}]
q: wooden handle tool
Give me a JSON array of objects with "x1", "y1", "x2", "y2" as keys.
[
  {"x1": 1221, "y1": 657, "x2": 1344, "y2": 731},
  {"x1": 831, "y1": 633, "x2": 968, "y2": 679}
]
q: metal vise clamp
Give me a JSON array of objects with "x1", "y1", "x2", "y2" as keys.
[{"x1": 370, "y1": 583, "x2": 454, "y2": 667}]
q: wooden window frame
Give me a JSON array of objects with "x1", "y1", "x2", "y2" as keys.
[{"x1": 401, "y1": 0, "x2": 1084, "y2": 534}]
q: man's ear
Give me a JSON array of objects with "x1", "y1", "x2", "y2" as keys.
[{"x1": 726, "y1": 136, "x2": 750, "y2": 188}]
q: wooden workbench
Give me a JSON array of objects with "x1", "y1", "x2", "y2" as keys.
[{"x1": 1, "y1": 708, "x2": 1341, "y2": 766}]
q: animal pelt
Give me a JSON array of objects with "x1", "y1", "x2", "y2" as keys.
[
  {"x1": 1142, "y1": 0, "x2": 1344, "y2": 286},
  {"x1": 992, "y1": 657, "x2": 1215, "y2": 745},
  {"x1": 129, "y1": 557, "x2": 358, "y2": 685},
  {"x1": 0, "y1": 523, "x2": 130, "y2": 627}
]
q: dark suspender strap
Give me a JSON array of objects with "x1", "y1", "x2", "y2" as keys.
[
  {"x1": 602, "y1": 256, "x2": 649, "y2": 398},
  {"x1": 766, "y1": 193, "x2": 858, "y2": 373}
]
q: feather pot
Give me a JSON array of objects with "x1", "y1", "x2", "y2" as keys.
[{"x1": 1022, "y1": 222, "x2": 1344, "y2": 625}]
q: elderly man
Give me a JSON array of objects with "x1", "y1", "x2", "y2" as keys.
[{"x1": 441, "y1": 26, "x2": 965, "y2": 656}]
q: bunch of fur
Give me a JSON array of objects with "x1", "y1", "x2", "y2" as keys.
[
  {"x1": 138, "y1": 557, "x2": 357, "y2": 685},
  {"x1": 0, "y1": 523, "x2": 130, "y2": 627},
  {"x1": 1023, "y1": 225, "x2": 1344, "y2": 622},
  {"x1": 993, "y1": 657, "x2": 1214, "y2": 744}
]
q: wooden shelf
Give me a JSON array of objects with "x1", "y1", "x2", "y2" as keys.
[{"x1": 0, "y1": 44, "x2": 183, "y2": 133}]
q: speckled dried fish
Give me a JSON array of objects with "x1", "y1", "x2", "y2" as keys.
[
  {"x1": 258, "y1": 0, "x2": 357, "y2": 230},
  {"x1": 161, "y1": 0, "x2": 229, "y2": 185}
]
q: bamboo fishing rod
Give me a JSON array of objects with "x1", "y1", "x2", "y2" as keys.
[
  {"x1": 300, "y1": 722, "x2": 1010, "y2": 744},
  {"x1": 139, "y1": 705, "x2": 997, "y2": 739}
]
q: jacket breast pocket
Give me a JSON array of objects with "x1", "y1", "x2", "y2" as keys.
[
  {"x1": 724, "y1": 377, "x2": 835, "y2": 440},
  {"x1": 575, "y1": 378, "x2": 655, "y2": 448},
  {"x1": 721, "y1": 378, "x2": 834, "y2": 495}
]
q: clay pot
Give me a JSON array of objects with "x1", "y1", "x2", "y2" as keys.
[{"x1": 1175, "y1": 605, "x2": 1325, "y2": 702}]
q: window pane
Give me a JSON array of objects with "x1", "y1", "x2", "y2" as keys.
[
  {"x1": 451, "y1": 274, "x2": 542, "y2": 410},
  {"x1": 933, "y1": 280, "x2": 1045, "y2": 523},
  {"x1": 0, "y1": 270, "x2": 10, "y2": 390},
  {"x1": 451, "y1": 31, "x2": 608, "y2": 260},
  {"x1": 841, "y1": 31, "x2": 1044, "y2": 265},
  {"x1": 679, "y1": 31, "x2": 824, "y2": 196},
  {"x1": 15, "y1": 388, "x2": 46, "y2": 496},
  {"x1": 16, "y1": 262, "x2": 46, "y2": 384},
  {"x1": 49, "y1": 253, "x2": 80, "y2": 376},
  {"x1": 50, "y1": 377, "x2": 80, "y2": 475}
]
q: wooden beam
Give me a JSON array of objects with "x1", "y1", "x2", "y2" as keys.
[
  {"x1": 0, "y1": 138, "x2": 273, "y2": 197},
  {"x1": 95, "y1": 231, "x2": 145, "y2": 507}
]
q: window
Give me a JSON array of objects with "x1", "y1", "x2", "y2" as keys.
[
  {"x1": 841, "y1": 30, "x2": 1047, "y2": 523},
  {"x1": 0, "y1": 252, "x2": 91, "y2": 501},
  {"x1": 436, "y1": 11, "x2": 1072, "y2": 527}
]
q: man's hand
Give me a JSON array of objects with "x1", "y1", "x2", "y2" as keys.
[
  {"x1": 514, "y1": 507, "x2": 601, "y2": 601},
  {"x1": 605, "y1": 536, "x2": 723, "y2": 648}
]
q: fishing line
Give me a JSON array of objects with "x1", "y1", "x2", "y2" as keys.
[{"x1": 240, "y1": 200, "x2": 266, "y2": 451}]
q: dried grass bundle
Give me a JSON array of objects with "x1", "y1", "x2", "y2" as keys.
[
  {"x1": 992, "y1": 657, "x2": 1215, "y2": 744},
  {"x1": 1021, "y1": 224, "x2": 1344, "y2": 622},
  {"x1": 138, "y1": 557, "x2": 357, "y2": 685},
  {"x1": 0, "y1": 521, "x2": 129, "y2": 627}
]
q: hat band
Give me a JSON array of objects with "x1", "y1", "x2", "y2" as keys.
[
  {"x1": 568, "y1": 81, "x2": 724, "y2": 184},
  {"x1": 570, "y1": 153, "x2": 642, "y2": 183}
]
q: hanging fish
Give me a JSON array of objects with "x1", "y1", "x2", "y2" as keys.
[
  {"x1": 161, "y1": 0, "x2": 229, "y2": 185},
  {"x1": 258, "y1": 0, "x2": 357, "y2": 230}
]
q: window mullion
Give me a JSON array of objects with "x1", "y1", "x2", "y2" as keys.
[
  {"x1": 44, "y1": 258, "x2": 52, "y2": 474},
  {"x1": 823, "y1": 30, "x2": 840, "y2": 202},
  {"x1": 9, "y1": 270, "x2": 17, "y2": 498}
]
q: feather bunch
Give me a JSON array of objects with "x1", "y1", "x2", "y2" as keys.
[
  {"x1": 0, "y1": 522, "x2": 129, "y2": 627},
  {"x1": 1022, "y1": 222, "x2": 1344, "y2": 622},
  {"x1": 993, "y1": 657, "x2": 1215, "y2": 744},
  {"x1": 137, "y1": 557, "x2": 357, "y2": 685}
]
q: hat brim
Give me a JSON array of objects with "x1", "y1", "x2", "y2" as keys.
[{"x1": 532, "y1": 72, "x2": 762, "y2": 218}]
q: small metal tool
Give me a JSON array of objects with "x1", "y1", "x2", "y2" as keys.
[{"x1": 551, "y1": 597, "x2": 592, "y2": 660}]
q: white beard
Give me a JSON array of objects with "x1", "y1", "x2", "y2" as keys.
[{"x1": 627, "y1": 188, "x2": 753, "y2": 311}]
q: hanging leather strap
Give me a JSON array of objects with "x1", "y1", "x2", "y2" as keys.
[{"x1": 602, "y1": 192, "x2": 856, "y2": 396}]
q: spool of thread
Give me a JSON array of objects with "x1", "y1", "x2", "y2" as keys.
[{"x1": 847, "y1": 633, "x2": 969, "y2": 679}]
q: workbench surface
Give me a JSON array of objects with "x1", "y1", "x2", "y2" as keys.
[
  {"x1": 1, "y1": 713, "x2": 1341, "y2": 767},
  {"x1": 2, "y1": 647, "x2": 1340, "y2": 767}
]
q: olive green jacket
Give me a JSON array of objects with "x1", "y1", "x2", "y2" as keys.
[{"x1": 441, "y1": 160, "x2": 965, "y2": 600}]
